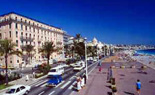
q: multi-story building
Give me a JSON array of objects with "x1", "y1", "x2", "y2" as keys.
[{"x1": 0, "y1": 12, "x2": 64, "y2": 68}]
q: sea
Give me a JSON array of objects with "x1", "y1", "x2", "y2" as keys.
[{"x1": 136, "y1": 49, "x2": 155, "y2": 55}]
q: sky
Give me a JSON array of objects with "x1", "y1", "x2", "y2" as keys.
[{"x1": 0, "y1": 0, "x2": 155, "y2": 45}]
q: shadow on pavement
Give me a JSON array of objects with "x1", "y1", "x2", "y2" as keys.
[
  {"x1": 107, "y1": 92, "x2": 112, "y2": 95},
  {"x1": 124, "y1": 91, "x2": 135, "y2": 95}
]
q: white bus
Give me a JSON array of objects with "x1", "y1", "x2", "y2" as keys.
[{"x1": 48, "y1": 65, "x2": 64, "y2": 76}]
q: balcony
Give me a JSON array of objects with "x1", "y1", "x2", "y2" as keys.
[{"x1": 20, "y1": 36, "x2": 34, "y2": 42}]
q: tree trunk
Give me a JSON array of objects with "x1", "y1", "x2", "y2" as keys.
[
  {"x1": 5, "y1": 54, "x2": 8, "y2": 86},
  {"x1": 47, "y1": 55, "x2": 50, "y2": 66}
]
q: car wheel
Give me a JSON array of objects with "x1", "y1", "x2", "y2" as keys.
[{"x1": 25, "y1": 90, "x2": 29, "y2": 95}]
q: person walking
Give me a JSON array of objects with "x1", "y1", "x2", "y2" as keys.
[
  {"x1": 136, "y1": 79, "x2": 141, "y2": 95},
  {"x1": 77, "y1": 76, "x2": 82, "y2": 92},
  {"x1": 25, "y1": 75, "x2": 29, "y2": 81},
  {"x1": 99, "y1": 66, "x2": 102, "y2": 72}
]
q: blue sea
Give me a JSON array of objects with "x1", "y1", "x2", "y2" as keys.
[{"x1": 136, "y1": 49, "x2": 155, "y2": 55}]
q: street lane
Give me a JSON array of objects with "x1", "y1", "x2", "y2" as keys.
[{"x1": 27, "y1": 59, "x2": 101, "y2": 95}]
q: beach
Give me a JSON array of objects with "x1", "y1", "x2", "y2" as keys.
[{"x1": 122, "y1": 50, "x2": 155, "y2": 70}]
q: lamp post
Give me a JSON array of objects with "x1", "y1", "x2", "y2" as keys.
[{"x1": 84, "y1": 38, "x2": 88, "y2": 79}]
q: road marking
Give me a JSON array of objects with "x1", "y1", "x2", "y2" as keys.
[
  {"x1": 61, "y1": 81, "x2": 71, "y2": 89},
  {"x1": 88, "y1": 64, "x2": 97, "y2": 75},
  {"x1": 38, "y1": 91, "x2": 44, "y2": 95},
  {"x1": 65, "y1": 68, "x2": 72, "y2": 72},
  {"x1": 35, "y1": 80, "x2": 48, "y2": 87},
  {"x1": 55, "y1": 81, "x2": 65, "y2": 88},
  {"x1": 48, "y1": 91, "x2": 55, "y2": 95},
  {"x1": 41, "y1": 83, "x2": 47, "y2": 87},
  {"x1": 29, "y1": 80, "x2": 45, "y2": 86},
  {"x1": 69, "y1": 85, "x2": 73, "y2": 89},
  {"x1": 70, "y1": 76, "x2": 75, "y2": 80}
]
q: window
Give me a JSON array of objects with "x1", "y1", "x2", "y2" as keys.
[
  {"x1": 21, "y1": 24, "x2": 23, "y2": 30},
  {"x1": 16, "y1": 88, "x2": 20, "y2": 93},
  {"x1": 25, "y1": 20, "x2": 27, "y2": 23},
  {"x1": 21, "y1": 18, "x2": 22, "y2": 22},
  {"x1": 16, "y1": 40, "x2": 18, "y2": 45},
  {"x1": 20, "y1": 86, "x2": 25, "y2": 90},
  {"x1": 16, "y1": 31, "x2": 18, "y2": 37},
  {"x1": 17, "y1": 60, "x2": 19, "y2": 63},
  {"x1": 33, "y1": 28, "x2": 35, "y2": 32},
  {"x1": 15, "y1": 23, "x2": 18, "y2": 29},
  {"x1": 9, "y1": 23, "x2": 11, "y2": 29},
  {"x1": 15, "y1": 17, "x2": 17, "y2": 20},
  {"x1": 9, "y1": 31, "x2": 11, "y2": 38},
  {"x1": 0, "y1": 33, "x2": 1, "y2": 39},
  {"x1": 10, "y1": 61, "x2": 12, "y2": 63},
  {"x1": 25, "y1": 26, "x2": 27, "y2": 30},
  {"x1": 21, "y1": 32, "x2": 23, "y2": 36}
]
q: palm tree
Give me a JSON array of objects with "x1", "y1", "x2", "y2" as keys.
[
  {"x1": 39, "y1": 42, "x2": 58, "y2": 65},
  {"x1": 22, "y1": 45, "x2": 34, "y2": 65},
  {"x1": 0, "y1": 39, "x2": 22, "y2": 85}
]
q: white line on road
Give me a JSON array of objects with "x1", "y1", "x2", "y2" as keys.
[
  {"x1": 55, "y1": 81, "x2": 65, "y2": 88},
  {"x1": 68, "y1": 85, "x2": 73, "y2": 89},
  {"x1": 35, "y1": 80, "x2": 48, "y2": 87},
  {"x1": 48, "y1": 91, "x2": 55, "y2": 95},
  {"x1": 70, "y1": 76, "x2": 75, "y2": 80},
  {"x1": 88, "y1": 64, "x2": 97, "y2": 75},
  {"x1": 29, "y1": 80, "x2": 45, "y2": 86},
  {"x1": 40, "y1": 83, "x2": 47, "y2": 87},
  {"x1": 38, "y1": 91, "x2": 44, "y2": 95},
  {"x1": 61, "y1": 81, "x2": 71, "y2": 89}
]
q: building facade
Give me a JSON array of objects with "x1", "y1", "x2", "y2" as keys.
[{"x1": 0, "y1": 12, "x2": 64, "y2": 68}]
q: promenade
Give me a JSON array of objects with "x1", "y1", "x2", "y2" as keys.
[
  {"x1": 71, "y1": 64, "x2": 112, "y2": 95},
  {"x1": 113, "y1": 62, "x2": 155, "y2": 95},
  {"x1": 71, "y1": 57, "x2": 155, "y2": 95}
]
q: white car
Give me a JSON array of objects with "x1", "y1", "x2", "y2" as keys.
[
  {"x1": 73, "y1": 66, "x2": 83, "y2": 71},
  {"x1": 3, "y1": 85, "x2": 31, "y2": 95}
]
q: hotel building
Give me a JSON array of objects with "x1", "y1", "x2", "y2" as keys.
[{"x1": 0, "y1": 12, "x2": 64, "y2": 68}]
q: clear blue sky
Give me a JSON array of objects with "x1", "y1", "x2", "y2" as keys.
[{"x1": 0, "y1": 0, "x2": 155, "y2": 45}]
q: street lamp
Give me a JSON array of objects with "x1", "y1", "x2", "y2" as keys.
[{"x1": 84, "y1": 37, "x2": 88, "y2": 80}]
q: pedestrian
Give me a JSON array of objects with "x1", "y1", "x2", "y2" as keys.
[
  {"x1": 25, "y1": 75, "x2": 29, "y2": 81},
  {"x1": 99, "y1": 66, "x2": 102, "y2": 72},
  {"x1": 136, "y1": 79, "x2": 141, "y2": 95},
  {"x1": 77, "y1": 77, "x2": 82, "y2": 92},
  {"x1": 33, "y1": 72, "x2": 35, "y2": 78},
  {"x1": 98, "y1": 60, "x2": 101, "y2": 66},
  {"x1": 81, "y1": 76, "x2": 85, "y2": 88}
]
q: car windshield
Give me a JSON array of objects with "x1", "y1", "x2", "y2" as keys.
[
  {"x1": 6, "y1": 89, "x2": 16, "y2": 93},
  {"x1": 50, "y1": 69, "x2": 56, "y2": 72}
]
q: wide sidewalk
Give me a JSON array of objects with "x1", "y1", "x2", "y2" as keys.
[
  {"x1": 71, "y1": 65, "x2": 111, "y2": 95},
  {"x1": 113, "y1": 62, "x2": 155, "y2": 95}
]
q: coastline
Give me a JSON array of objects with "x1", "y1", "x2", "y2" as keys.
[{"x1": 123, "y1": 50, "x2": 155, "y2": 70}]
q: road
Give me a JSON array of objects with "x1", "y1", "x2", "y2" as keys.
[{"x1": 27, "y1": 60, "x2": 98, "y2": 95}]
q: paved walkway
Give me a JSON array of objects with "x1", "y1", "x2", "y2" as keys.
[
  {"x1": 113, "y1": 62, "x2": 155, "y2": 95},
  {"x1": 71, "y1": 66, "x2": 111, "y2": 95}
]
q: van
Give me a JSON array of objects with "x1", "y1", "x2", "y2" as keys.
[{"x1": 48, "y1": 66, "x2": 64, "y2": 76}]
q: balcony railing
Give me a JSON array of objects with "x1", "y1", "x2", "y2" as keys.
[{"x1": 20, "y1": 36, "x2": 34, "y2": 42}]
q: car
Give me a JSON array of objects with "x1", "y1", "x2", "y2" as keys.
[
  {"x1": 48, "y1": 65, "x2": 64, "y2": 76},
  {"x1": 59, "y1": 64, "x2": 69, "y2": 68},
  {"x1": 87, "y1": 57, "x2": 93, "y2": 61},
  {"x1": 3, "y1": 85, "x2": 31, "y2": 95},
  {"x1": 46, "y1": 75, "x2": 62, "y2": 87},
  {"x1": 73, "y1": 66, "x2": 83, "y2": 71}
]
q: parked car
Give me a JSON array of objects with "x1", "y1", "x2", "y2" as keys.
[
  {"x1": 48, "y1": 65, "x2": 64, "y2": 76},
  {"x1": 4, "y1": 85, "x2": 31, "y2": 95},
  {"x1": 73, "y1": 66, "x2": 83, "y2": 71},
  {"x1": 46, "y1": 75, "x2": 62, "y2": 87}
]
